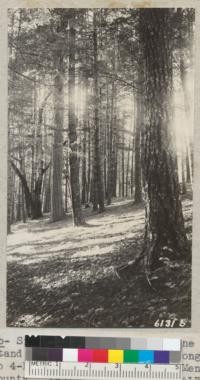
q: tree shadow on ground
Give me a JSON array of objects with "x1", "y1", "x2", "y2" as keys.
[{"x1": 7, "y1": 198, "x2": 192, "y2": 328}]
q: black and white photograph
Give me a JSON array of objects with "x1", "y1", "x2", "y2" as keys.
[{"x1": 7, "y1": 7, "x2": 194, "y2": 328}]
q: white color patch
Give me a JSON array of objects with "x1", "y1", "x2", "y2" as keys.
[
  {"x1": 63, "y1": 349, "x2": 78, "y2": 362},
  {"x1": 163, "y1": 339, "x2": 180, "y2": 351}
]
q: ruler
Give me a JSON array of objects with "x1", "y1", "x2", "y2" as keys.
[{"x1": 25, "y1": 361, "x2": 182, "y2": 379}]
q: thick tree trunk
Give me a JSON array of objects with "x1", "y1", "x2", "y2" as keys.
[
  {"x1": 31, "y1": 166, "x2": 43, "y2": 219},
  {"x1": 11, "y1": 161, "x2": 32, "y2": 217},
  {"x1": 92, "y1": 11, "x2": 105, "y2": 212},
  {"x1": 68, "y1": 20, "x2": 84, "y2": 225},
  {"x1": 139, "y1": 9, "x2": 189, "y2": 270},
  {"x1": 180, "y1": 55, "x2": 193, "y2": 185},
  {"x1": 51, "y1": 71, "x2": 64, "y2": 222}
]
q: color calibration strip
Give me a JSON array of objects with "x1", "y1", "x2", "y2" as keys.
[
  {"x1": 25, "y1": 336, "x2": 181, "y2": 351},
  {"x1": 25, "y1": 336, "x2": 181, "y2": 365},
  {"x1": 25, "y1": 347, "x2": 181, "y2": 364}
]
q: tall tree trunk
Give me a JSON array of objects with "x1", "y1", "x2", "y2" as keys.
[
  {"x1": 43, "y1": 165, "x2": 51, "y2": 213},
  {"x1": 180, "y1": 55, "x2": 193, "y2": 185},
  {"x1": 64, "y1": 152, "x2": 69, "y2": 213},
  {"x1": 16, "y1": 182, "x2": 22, "y2": 222},
  {"x1": 107, "y1": 82, "x2": 116, "y2": 204},
  {"x1": 21, "y1": 186, "x2": 26, "y2": 223},
  {"x1": 92, "y1": 11, "x2": 105, "y2": 212},
  {"x1": 68, "y1": 18, "x2": 84, "y2": 225},
  {"x1": 87, "y1": 121, "x2": 91, "y2": 204},
  {"x1": 186, "y1": 147, "x2": 192, "y2": 183},
  {"x1": 181, "y1": 155, "x2": 187, "y2": 194},
  {"x1": 139, "y1": 9, "x2": 189, "y2": 270},
  {"x1": 7, "y1": 133, "x2": 13, "y2": 233},
  {"x1": 134, "y1": 88, "x2": 143, "y2": 203},
  {"x1": 81, "y1": 77, "x2": 88, "y2": 205},
  {"x1": 126, "y1": 143, "x2": 130, "y2": 198},
  {"x1": 121, "y1": 133, "x2": 125, "y2": 198},
  {"x1": 131, "y1": 142, "x2": 134, "y2": 196},
  {"x1": 51, "y1": 71, "x2": 64, "y2": 222},
  {"x1": 81, "y1": 128, "x2": 87, "y2": 205}
]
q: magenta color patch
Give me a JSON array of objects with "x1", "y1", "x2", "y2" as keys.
[{"x1": 78, "y1": 349, "x2": 93, "y2": 362}]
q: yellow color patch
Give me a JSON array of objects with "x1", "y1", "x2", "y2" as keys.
[{"x1": 108, "y1": 350, "x2": 124, "y2": 363}]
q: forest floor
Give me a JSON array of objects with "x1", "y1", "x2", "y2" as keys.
[{"x1": 7, "y1": 192, "x2": 192, "y2": 328}]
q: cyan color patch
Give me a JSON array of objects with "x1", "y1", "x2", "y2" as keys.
[{"x1": 138, "y1": 350, "x2": 154, "y2": 364}]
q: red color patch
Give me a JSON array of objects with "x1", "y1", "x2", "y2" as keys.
[{"x1": 93, "y1": 349, "x2": 108, "y2": 363}]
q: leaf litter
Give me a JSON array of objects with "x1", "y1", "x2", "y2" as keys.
[{"x1": 7, "y1": 198, "x2": 192, "y2": 328}]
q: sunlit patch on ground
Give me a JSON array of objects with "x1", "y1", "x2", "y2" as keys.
[{"x1": 7, "y1": 198, "x2": 192, "y2": 328}]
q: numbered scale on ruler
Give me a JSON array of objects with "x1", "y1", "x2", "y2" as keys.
[{"x1": 25, "y1": 361, "x2": 182, "y2": 380}]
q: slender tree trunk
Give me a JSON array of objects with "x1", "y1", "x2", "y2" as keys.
[
  {"x1": 11, "y1": 170, "x2": 16, "y2": 223},
  {"x1": 43, "y1": 165, "x2": 51, "y2": 213},
  {"x1": 21, "y1": 186, "x2": 26, "y2": 223},
  {"x1": 181, "y1": 155, "x2": 187, "y2": 194},
  {"x1": 107, "y1": 83, "x2": 115, "y2": 204},
  {"x1": 139, "y1": 9, "x2": 189, "y2": 270},
  {"x1": 130, "y1": 102, "x2": 135, "y2": 196},
  {"x1": 121, "y1": 133, "x2": 125, "y2": 198},
  {"x1": 7, "y1": 133, "x2": 13, "y2": 233},
  {"x1": 186, "y1": 147, "x2": 191, "y2": 183},
  {"x1": 68, "y1": 18, "x2": 84, "y2": 225},
  {"x1": 92, "y1": 11, "x2": 105, "y2": 212},
  {"x1": 81, "y1": 77, "x2": 88, "y2": 205},
  {"x1": 81, "y1": 128, "x2": 87, "y2": 205},
  {"x1": 134, "y1": 88, "x2": 143, "y2": 203},
  {"x1": 64, "y1": 152, "x2": 69, "y2": 213},
  {"x1": 87, "y1": 122, "x2": 91, "y2": 204},
  {"x1": 51, "y1": 71, "x2": 64, "y2": 222},
  {"x1": 126, "y1": 143, "x2": 130, "y2": 197},
  {"x1": 131, "y1": 143, "x2": 134, "y2": 196}
]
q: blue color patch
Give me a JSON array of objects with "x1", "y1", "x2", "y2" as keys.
[
  {"x1": 138, "y1": 350, "x2": 154, "y2": 363},
  {"x1": 154, "y1": 350, "x2": 169, "y2": 364}
]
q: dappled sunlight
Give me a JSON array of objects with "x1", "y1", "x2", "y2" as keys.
[
  {"x1": 7, "y1": 198, "x2": 192, "y2": 328},
  {"x1": 7, "y1": 200, "x2": 145, "y2": 265}
]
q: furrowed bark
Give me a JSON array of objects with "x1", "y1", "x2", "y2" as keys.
[
  {"x1": 68, "y1": 18, "x2": 84, "y2": 225},
  {"x1": 139, "y1": 9, "x2": 189, "y2": 270}
]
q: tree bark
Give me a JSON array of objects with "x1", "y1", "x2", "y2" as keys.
[
  {"x1": 43, "y1": 165, "x2": 51, "y2": 213},
  {"x1": 51, "y1": 71, "x2": 64, "y2": 222},
  {"x1": 134, "y1": 88, "x2": 143, "y2": 203},
  {"x1": 92, "y1": 11, "x2": 105, "y2": 212},
  {"x1": 81, "y1": 77, "x2": 88, "y2": 205},
  {"x1": 139, "y1": 9, "x2": 189, "y2": 270},
  {"x1": 121, "y1": 132, "x2": 125, "y2": 198},
  {"x1": 126, "y1": 143, "x2": 130, "y2": 198},
  {"x1": 68, "y1": 18, "x2": 84, "y2": 225}
]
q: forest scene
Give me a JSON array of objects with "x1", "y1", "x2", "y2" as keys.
[{"x1": 7, "y1": 8, "x2": 194, "y2": 328}]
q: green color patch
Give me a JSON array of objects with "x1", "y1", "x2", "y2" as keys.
[{"x1": 124, "y1": 350, "x2": 139, "y2": 363}]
